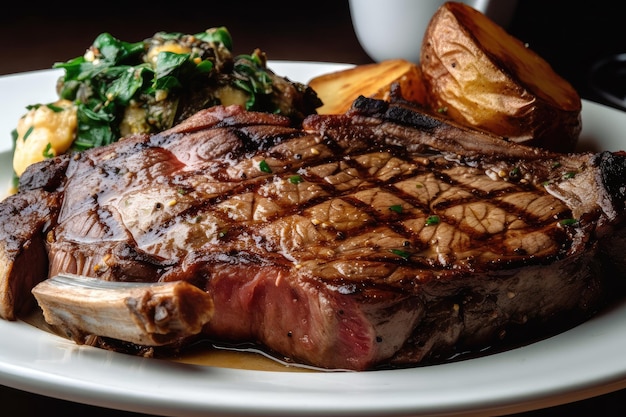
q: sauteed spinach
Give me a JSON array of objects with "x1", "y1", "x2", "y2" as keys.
[{"x1": 50, "y1": 27, "x2": 319, "y2": 152}]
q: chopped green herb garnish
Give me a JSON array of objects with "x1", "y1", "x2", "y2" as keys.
[
  {"x1": 46, "y1": 103, "x2": 65, "y2": 112},
  {"x1": 389, "y1": 204, "x2": 403, "y2": 214},
  {"x1": 259, "y1": 160, "x2": 272, "y2": 173},
  {"x1": 390, "y1": 249, "x2": 411, "y2": 259},
  {"x1": 289, "y1": 175, "x2": 303, "y2": 184},
  {"x1": 425, "y1": 215, "x2": 440, "y2": 226},
  {"x1": 563, "y1": 171, "x2": 577, "y2": 179},
  {"x1": 23, "y1": 125, "x2": 34, "y2": 141},
  {"x1": 42, "y1": 143, "x2": 54, "y2": 158},
  {"x1": 559, "y1": 218, "x2": 578, "y2": 226}
]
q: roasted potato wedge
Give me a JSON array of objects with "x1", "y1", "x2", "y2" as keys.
[
  {"x1": 309, "y1": 59, "x2": 427, "y2": 114},
  {"x1": 420, "y1": 1, "x2": 582, "y2": 152}
]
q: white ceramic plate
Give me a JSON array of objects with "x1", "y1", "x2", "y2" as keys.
[{"x1": 1, "y1": 62, "x2": 626, "y2": 417}]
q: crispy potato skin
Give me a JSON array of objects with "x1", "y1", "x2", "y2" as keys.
[
  {"x1": 420, "y1": 1, "x2": 582, "y2": 152},
  {"x1": 309, "y1": 59, "x2": 427, "y2": 114}
]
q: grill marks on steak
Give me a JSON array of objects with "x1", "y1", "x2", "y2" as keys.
[{"x1": 1, "y1": 99, "x2": 625, "y2": 370}]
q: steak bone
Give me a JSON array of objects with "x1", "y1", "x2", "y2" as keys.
[{"x1": 31, "y1": 273, "x2": 214, "y2": 346}]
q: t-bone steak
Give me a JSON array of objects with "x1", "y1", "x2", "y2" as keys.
[{"x1": 1, "y1": 96, "x2": 625, "y2": 371}]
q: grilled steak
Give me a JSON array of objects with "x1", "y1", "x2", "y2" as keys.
[{"x1": 1, "y1": 97, "x2": 625, "y2": 371}]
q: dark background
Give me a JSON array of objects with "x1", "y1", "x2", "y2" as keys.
[
  {"x1": 1, "y1": 1, "x2": 626, "y2": 416},
  {"x1": 0, "y1": 0, "x2": 624, "y2": 109}
]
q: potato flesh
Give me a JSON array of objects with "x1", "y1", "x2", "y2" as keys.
[
  {"x1": 308, "y1": 59, "x2": 427, "y2": 114},
  {"x1": 420, "y1": 2, "x2": 581, "y2": 152},
  {"x1": 13, "y1": 100, "x2": 77, "y2": 177}
]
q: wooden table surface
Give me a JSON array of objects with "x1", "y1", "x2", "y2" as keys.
[{"x1": 1, "y1": 1, "x2": 625, "y2": 416}]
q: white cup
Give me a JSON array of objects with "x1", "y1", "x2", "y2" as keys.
[{"x1": 349, "y1": 0, "x2": 517, "y2": 63}]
